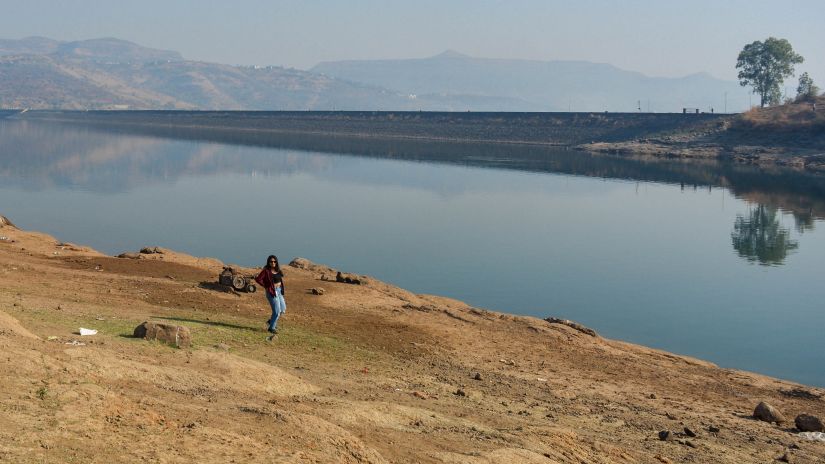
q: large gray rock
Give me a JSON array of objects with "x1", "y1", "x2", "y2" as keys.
[
  {"x1": 753, "y1": 401, "x2": 785, "y2": 424},
  {"x1": 139, "y1": 246, "x2": 164, "y2": 254},
  {"x1": 134, "y1": 321, "x2": 191, "y2": 348},
  {"x1": 288, "y1": 257, "x2": 313, "y2": 269},
  {"x1": 795, "y1": 413, "x2": 824, "y2": 432},
  {"x1": 117, "y1": 252, "x2": 142, "y2": 259}
]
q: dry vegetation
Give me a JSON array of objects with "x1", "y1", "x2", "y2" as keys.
[{"x1": 736, "y1": 95, "x2": 825, "y2": 132}]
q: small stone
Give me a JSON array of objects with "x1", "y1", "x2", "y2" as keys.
[
  {"x1": 658, "y1": 430, "x2": 672, "y2": 441},
  {"x1": 708, "y1": 426, "x2": 720, "y2": 433},
  {"x1": 310, "y1": 287, "x2": 325, "y2": 295},
  {"x1": 215, "y1": 343, "x2": 230, "y2": 351},
  {"x1": 648, "y1": 393, "x2": 657, "y2": 399},
  {"x1": 473, "y1": 372, "x2": 482, "y2": 381},
  {"x1": 454, "y1": 389, "x2": 466, "y2": 397},
  {"x1": 753, "y1": 401, "x2": 786, "y2": 425},
  {"x1": 683, "y1": 440, "x2": 697, "y2": 449},
  {"x1": 413, "y1": 391, "x2": 428, "y2": 400},
  {"x1": 683, "y1": 427, "x2": 697, "y2": 437},
  {"x1": 794, "y1": 413, "x2": 824, "y2": 432},
  {"x1": 777, "y1": 451, "x2": 790, "y2": 463}
]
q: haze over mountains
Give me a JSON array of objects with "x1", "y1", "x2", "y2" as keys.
[
  {"x1": 0, "y1": 37, "x2": 749, "y2": 112},
  {"x1": 314, "y1": 50, "x2": 750, "y2": 112}
]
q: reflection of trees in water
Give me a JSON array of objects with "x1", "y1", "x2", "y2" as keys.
[
  {"x1": 731, "y1": 204, "x2": 799, "y2": 265},
  {"x1": 793, "y1": 210, "x2": 816, "y2": 234}
]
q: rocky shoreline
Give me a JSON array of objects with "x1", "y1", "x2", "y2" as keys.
[
  {"x1": 578, "y1": 140, "x2": 825, "y2": 173},
  {"x1": 1, "y1": 216, "x2": 824, "y2": 462}
]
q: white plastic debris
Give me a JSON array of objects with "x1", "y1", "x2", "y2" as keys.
[
  {"x1": 79, "y1": 328, "x2": 97, "y2": 336},
  {"x1": 799, "y1": 431, "x2": 825, "y2": 442}
]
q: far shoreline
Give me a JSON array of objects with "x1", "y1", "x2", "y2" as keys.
[{"x1": 11, "y1": 109, "x2": 825, "y2": 173}]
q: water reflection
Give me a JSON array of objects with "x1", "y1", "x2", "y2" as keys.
[
  {"x1": 2, "y1": 119, "x2": 825, "y2": 263},
  {"x1": 793, "y1": 211, "x2": 816, "y2": 234},
  {"x1": 732, "y1": 205, "x2": 799, "y2": 265},
  {"x1": 3, "y1": 119, "x2": 825, "y2": 214},
  {"x1": 0, "y1": 120, "x2": 337, "y2": 192}
]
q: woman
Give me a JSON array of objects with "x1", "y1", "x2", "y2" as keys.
[{"x1": 255, "y1": 255, "x2": 286, "y2": 339}]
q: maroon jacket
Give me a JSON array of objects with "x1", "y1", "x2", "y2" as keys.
[{"x1": 255, "y1": 268, "x2": 285, "y2": 297}]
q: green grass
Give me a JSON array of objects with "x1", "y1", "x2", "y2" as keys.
[
  {"x1": 6, "y1": 305, "x2": 378, "y2": 363},
  {"x1": 7, "y1": 306, "x2": 141, "y2": 339},
  {"x1": 156, "y1": 313, "x2": 376, "y2": 362}
]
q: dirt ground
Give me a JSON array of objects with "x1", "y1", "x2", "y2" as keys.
[{"x1": 1, "y1": 217, "x2": 824, "y2": 463}]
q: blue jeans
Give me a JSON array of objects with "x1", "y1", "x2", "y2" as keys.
[{"x1": 266, "y1": 287, "x2": 286, "y2": 332}]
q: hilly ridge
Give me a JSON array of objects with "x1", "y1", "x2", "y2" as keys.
[
  {"x1": 0, "y1": 36, "x2": 183, "y2": 63},
  {"x1": 0, "y1": 36, "x2": 751, "y2": 112},
  {"x1": 313, "y1": 51, "x2": 751, "y2": 112},
  {"x1": 0, "y1": 37, "x2": 428, "y2": 110}
]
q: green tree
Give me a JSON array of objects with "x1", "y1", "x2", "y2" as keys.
[
  {"x1": 796, "y1": 72, "x2": 820, "y2": 101},
  {"x1": 736, "y1": 37, "x2": 804, "y2": 107}
]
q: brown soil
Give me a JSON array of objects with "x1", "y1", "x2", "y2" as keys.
[{"x1": 1, "y1": 219, "x2": 824, "y2": 463}]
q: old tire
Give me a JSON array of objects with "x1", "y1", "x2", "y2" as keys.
[
  {"x1": 246, "y1": 283, "x2": 257, "y2": 293},
  {"x1": 231, "y1": 275, "x2": 246, "y2": 291}
]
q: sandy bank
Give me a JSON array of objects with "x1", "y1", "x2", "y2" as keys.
[{"x1": 0, "y1": 217, "x2": 824, "y2": 463}]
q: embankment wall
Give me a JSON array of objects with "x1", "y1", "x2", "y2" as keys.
[{"x1": 17, "y1": 110, "x2": 730, "y2": 146}]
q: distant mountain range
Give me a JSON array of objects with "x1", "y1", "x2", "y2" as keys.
[
  {"x1": 313, "y1": 50, "x2": 750, "y2": 112},
  {"x1": 0, "y1": 36, "x2": 183, "y2": 63},
  {"x1": 0, "y1": 37, "x2": 434, "y2": 110},
  {"x1": 0, "y1": 37, "x2": 749, "y2": 112}
]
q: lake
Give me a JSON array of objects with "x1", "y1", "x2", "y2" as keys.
[{"x1": 2, "y1": 118, "x2": 824, "y2": 386}]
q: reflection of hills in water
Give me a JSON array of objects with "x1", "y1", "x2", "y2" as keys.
[
  {"x1": 2, "y1": 119, "x2": 825, "y2": 225},
  {"x1": 0, "y1": 121, "x2": 336, "y2": 192}
]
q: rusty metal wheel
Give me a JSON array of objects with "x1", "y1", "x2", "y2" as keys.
[{"x1": 231, "y1": 275, "x2": 246, "y2": 291}]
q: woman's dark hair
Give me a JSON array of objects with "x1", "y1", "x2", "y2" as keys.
[{"x1": 266, "y1": 255, "x2": 282, "y2": 273}]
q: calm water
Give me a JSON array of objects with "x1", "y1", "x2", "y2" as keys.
[{"x1": 2, "y1": 119, "x2": 824, "y2": 386}]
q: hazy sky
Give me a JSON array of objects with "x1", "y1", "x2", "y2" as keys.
[{"x1": 4, "y1": 0, "x2": 823, "y2": 82}]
